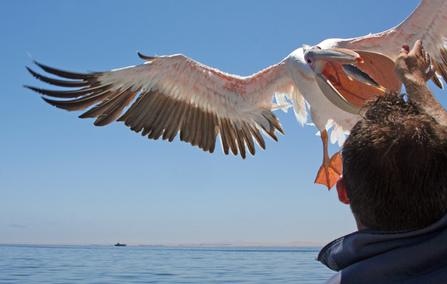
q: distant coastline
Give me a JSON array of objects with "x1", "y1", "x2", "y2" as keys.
[
  {"x1": 136, "y1": 241, "x2": 327, "y2": 247},
  {"x1": 0, "y1": 241, "x2": 327, "y2": 247}
]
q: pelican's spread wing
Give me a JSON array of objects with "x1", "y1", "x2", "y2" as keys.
[
  {"x1": 343, "y1": 0, "x2": 447, "y2": 86},
  {"x1": 25, "y1": 54, "x2": 296, "y2": 158}
]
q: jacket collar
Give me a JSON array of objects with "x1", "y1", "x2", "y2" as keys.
[{"x1": 318, "y1": 212, "x2": 447, "y2": 271}]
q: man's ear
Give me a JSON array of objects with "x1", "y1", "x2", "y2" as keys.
[{"x1": 336, "y1": 176, "x2": 350, "y2": 205}]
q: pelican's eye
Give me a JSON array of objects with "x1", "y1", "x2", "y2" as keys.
[{"x1": 307, "y1": 59, "x2": 312, "y2": 64}]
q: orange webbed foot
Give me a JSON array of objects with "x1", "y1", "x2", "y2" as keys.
[{"x1": 314, "y1": 151, "x2": 342, "y2": 190}]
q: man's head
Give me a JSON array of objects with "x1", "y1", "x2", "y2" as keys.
[{"x1": 338, "y1": 93, "x2": 447, "y2": 231}]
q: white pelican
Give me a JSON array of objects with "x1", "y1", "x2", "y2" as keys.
[{"x1": 25, "y1": 0, "x2": 447, "y2": 189}]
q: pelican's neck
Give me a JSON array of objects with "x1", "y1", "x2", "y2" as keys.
[{"x1": 284, "y1": 48, "x2": 315, "y2": 81}]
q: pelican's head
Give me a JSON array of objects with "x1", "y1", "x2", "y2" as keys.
[{"x1": 303, "y1": 44, "x2": 363, "y2": 74}]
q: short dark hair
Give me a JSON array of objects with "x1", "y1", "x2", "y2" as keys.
[{"x1": 342, "y1": 93, "x2": 447, "y2": 231}]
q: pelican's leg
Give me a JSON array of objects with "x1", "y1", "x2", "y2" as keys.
[{"x1": 314, "y1": 129, "x2": 342, "y2": 190}]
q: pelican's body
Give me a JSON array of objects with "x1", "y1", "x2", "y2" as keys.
[
  {"x1": 26, "y1": 0, "x2": 447, "y2": 189},
  {"x1": 282, "y1": 48, "x2": 360, "y2": 140}
]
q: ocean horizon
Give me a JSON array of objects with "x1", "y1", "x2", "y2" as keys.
[
  {"x1": 0, "y1": 241, "x2": 327, "y2": 247},
  {"x1": 1, "y1": 244, "x2": 335, "y2": 283}
]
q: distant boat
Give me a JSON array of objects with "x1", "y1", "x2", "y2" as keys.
[{"x1": 115, "y1": 243, "x2": 126, "y2": 246}]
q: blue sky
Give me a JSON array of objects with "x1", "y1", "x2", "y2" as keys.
[{"x1": 2, "y1": 0, "x2": 443, "y2": 245}]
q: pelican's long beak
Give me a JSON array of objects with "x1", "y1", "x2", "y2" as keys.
[
  {"x1": 314, "y1": 73, "x2": 363, "y2": 114},
  {"x1": 304, "y1": 47, "x2": 364, "y2": 115}
]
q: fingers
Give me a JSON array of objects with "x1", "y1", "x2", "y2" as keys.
[
  {"x1": 407, "y1": 39, "x2": 430, "y2": 68},
  {"x1": 424, "y1": 52, "x2": 431, "y2": 69},
  {"x1": 426, "y1": 65, "x2": 436, "y2": 82},
  {"x1": 410, "y1": 39, "x2": 423, "y2": 56},
  {"x1": 400, "y1": 44, "x2": 410, "y2": 54},
  {"x1": 400, "y1": 39, "x2": 423, "y2": 57}
]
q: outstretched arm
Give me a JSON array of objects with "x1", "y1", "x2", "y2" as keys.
[{"x1": 395, "y1": 39, "x2": 447, "y2": 125}]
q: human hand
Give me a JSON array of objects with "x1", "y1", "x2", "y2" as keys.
[
  {"x1": 395, "y1": 39, "x2": 435, "y2": 86},
  {"x1": 395, "y1": 40, "x2": 447, "y2": 125}
]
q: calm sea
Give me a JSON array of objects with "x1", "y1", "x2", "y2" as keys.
[{"x1": 0, "y1": 244, "x2": 335, "y2": 283}]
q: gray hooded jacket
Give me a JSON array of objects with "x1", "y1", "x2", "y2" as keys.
[{"x1": 318, "y1": 213, "x2": 447, "y2": 283}]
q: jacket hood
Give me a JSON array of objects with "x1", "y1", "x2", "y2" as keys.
[{"x1": 318, "y1": 213, "x2": 447, "y2": 283}]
